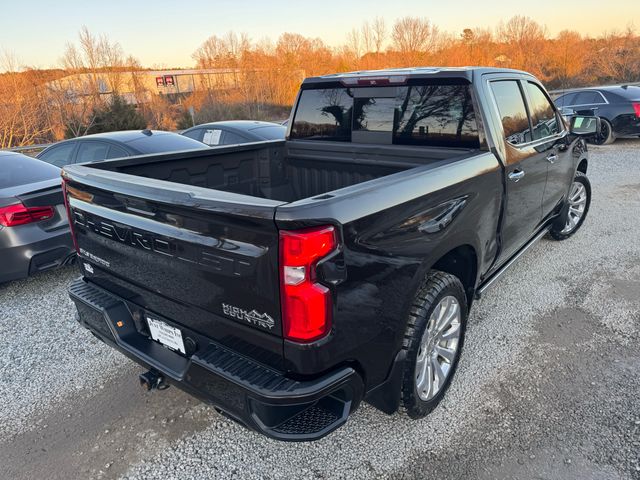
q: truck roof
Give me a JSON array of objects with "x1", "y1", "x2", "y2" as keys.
[{"x1": 302, "y1": 66, "x2": 533, "y2": 86}]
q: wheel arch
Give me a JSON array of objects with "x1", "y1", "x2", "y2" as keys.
[
  {"x1": 430, "y1": 244, "x2": 479, "y2": 307},
  {"x1": 577, "y1": 158, "x2": 588, "y2": 174}
]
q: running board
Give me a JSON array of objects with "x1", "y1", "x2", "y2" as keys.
[{"x1": 475, "y1": 227, "x2": 550, "y2": 299}]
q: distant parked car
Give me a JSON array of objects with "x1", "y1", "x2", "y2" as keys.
[
  {"x1": 36, "y1": 130, "x2": 206, "y2": 167},
  {"x1": 554, "y1": 85, "x2": 640, "y2": 145},
  {"x1": 181, "y1": 121, "x2": 286, "y2": 146},
  {"x1": 0, "y1": 151, "x2": 75, "y2": 283}
]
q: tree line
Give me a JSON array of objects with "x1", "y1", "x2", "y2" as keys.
[{"x1": 1, "y1": 16, "x2": 639, "y2": 148}]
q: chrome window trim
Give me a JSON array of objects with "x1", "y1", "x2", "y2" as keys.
[{"x1": 564, "y1": 90, "x2": 609, "y2": 107}]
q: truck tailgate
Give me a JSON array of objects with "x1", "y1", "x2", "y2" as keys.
[{"x1": 63, "y1": 167, "x2": 287, "y2": 368}]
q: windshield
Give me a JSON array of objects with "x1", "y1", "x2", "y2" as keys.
[
  {"x1": 290, "y1": 83, "x2": 480, "y2": 148},
  {"x1": 249, "y1": 125, "x2": 286, "y2": 140}
]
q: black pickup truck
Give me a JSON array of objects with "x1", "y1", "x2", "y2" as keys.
[{"x1": 63, "y1": 67, "x2": 598, "y2": 441}]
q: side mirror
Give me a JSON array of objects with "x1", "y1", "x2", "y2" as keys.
[{"x1": 569, "y1": 115, "x2": 601, "y2": 137}]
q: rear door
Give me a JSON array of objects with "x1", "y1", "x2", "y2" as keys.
[
  {"x1": 487, "y1": 78, "x2": 548, "y2": 260},
  {"x1": 75, "y1": 141, "x2": 110, "y2": 164},
  {"x1": 63, "y1": 166, "x2": 287, "y2": 368},
  {"x1": 521, "y1": 81, "x2": 573, "y2": 217}
]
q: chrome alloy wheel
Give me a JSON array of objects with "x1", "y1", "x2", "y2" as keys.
[
  {"x1": 561, "y1": 181, "x2": 588, "y2": 234},
  {"x1": 415, "y1": 295, "x2": 462, "y2": 401}
]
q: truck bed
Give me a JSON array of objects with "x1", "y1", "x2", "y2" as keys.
[{"x1": 88, "y1": 140, "x2": 473, "y2": 203}]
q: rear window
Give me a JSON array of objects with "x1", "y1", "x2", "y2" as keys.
[
  {"x1": 290, "y1": 83, "x2": 480, "y2": 148},
  {"x1": 0, "y1": 153, "x2": 60, "y2": 189},
  {"x1": 249, "y1": 125, "x2": 286, "y2": 140},
  {"x1": 126, "y1": 133, "x2": 206, "y2": 154},
  {"x1": 610, "y1": 86, "x2": 640, "y2": 101}
]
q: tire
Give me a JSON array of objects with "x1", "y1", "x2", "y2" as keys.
[
  {"x1": 549, "y1": 171, "x2": 591, "y2": 241},
  {"x1": 400, "y1": 270, "x2": 468, "y2": 419},
  {"x1": 592, "y1": 119, "x2": 615, "y2": 145}
]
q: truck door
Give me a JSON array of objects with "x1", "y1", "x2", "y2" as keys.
[
  {"x1": 488, "y1": 79, "x2": 548, "y2": 260},
  {"x1": 521, "y1": 80, "x2": 574, "y2": 218}
]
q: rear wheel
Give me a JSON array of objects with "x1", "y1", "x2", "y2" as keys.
[
  {"x1": 592, "y1": 119, "x2": 615, "y2": 145},
  {"x1": 549, "y1": 171, "x2": 591, "y2": 240},
  {"x1": 401, "y1": 271, "x2": 468, "y2": 418}
]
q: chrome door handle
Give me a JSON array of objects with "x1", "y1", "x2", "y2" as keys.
[
  {"x1": 508, "y1": 170, "x2": 525, "y2": 182},
  {"x1": 546, "y1": 154, "x2": 558, "y2": 164}
]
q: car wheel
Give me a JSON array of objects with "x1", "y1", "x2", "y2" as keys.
[
  {"x1": 549, "y1": 171, "x2": 591, "y2": 241},
  {"x1": 400, "y1": 271, "x2": 467, "y2": 419},
  {"x1": 592, "y1": 119, "x2": 615, "y2": 145}
]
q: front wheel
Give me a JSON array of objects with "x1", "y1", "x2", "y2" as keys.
[
  {"x1": 549, "y1": 171, "x2": 591, "y2": 240},
  {"x1": 400, "y1": 271, "x2": 468, "y2": 419}
]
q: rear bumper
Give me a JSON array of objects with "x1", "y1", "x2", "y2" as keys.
[
  {"x1": 69, "y1": 277, "x2": 364, "y2": 441},
  {"x1": 0, "y1": 226, "x2": 75, "y2": 283}
]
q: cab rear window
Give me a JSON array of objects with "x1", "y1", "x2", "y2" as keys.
[{"x1": 290, "y1": 83, "x2": 480, "y2": 148}]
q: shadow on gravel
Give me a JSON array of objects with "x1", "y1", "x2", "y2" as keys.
[{"x1": 0, "y1": 370, "x2": 217, "y2": 480}]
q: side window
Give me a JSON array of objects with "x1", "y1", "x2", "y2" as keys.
[
  {"x1": 182, "y1": 128, "x2": 203, "y2": 142},
  {"x1": 202, "y1": 129, "x2": 222, "y2": 145},
  {"x1": 490, "y1": 80, "x2": 532, "y2": 145},
  {"x1": 573, "y1": 91, "x2": 603, "y2": 105},
  {"x1": 38, "y1": 143, "x2": 76, "y2": 167},
  {"x1": 555, "y1": 93, "x2": 576, "y2": 107},
  {"x1": 76, "y1": 141, "x2": 109, "y2": 163},
  {"x1": 221, "y1": 131, "x2": 249, "y2": 145},
  {"x1": 524, "y1": 82, "x2": 560, "y2": 140},
  {"x1": 106, "y1": 145, "x2": 129, "y2": 159}
]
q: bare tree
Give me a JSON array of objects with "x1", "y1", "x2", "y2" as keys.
[
  {"x1": 496, "y1": 16, "x2": 547, "y2": 73},
  {"x1": 372, "y1": 17, "x2": 387, "y2": 53},
  {"x1": 391, "y1": 17, "x2": 440, "y2": 64},
  {"x1": 0, "y1": 52, "x2": 54, "y2": 147}
]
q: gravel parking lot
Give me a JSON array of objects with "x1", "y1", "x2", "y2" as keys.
[{"x1": 1, "y1": 140, "x2": 638, "y2": 479}]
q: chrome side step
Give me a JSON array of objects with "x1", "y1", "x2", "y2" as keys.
[{"x1": 475, "y1": 227, "x2": 551, "y2": 299}]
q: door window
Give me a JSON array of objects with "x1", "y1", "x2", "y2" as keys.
[
  {"x1": 37, "y1": 143, "x2": 76, "y2": 167},
  {"x1": 572, "y1": 91, "x2": 605, "y2": 105},
  {"x1": 76, "y1": 141, "x2": 109, "y2": 163},
  {"x1": 490, "y1": 80, "x2": 532, "y2": 145},
  {"x1": 106, "y1": 145, "x2": 129, "y2": 159},
  {"x1": 202, "y1": 129, "x2": 222, "y2": 145},
  {"x1": 524, "y1": 82, "x2": 560, "y2": 140},
  {"x1": 554, "y1": 93, "x2": 577, "y2": 107},
  {"x1": 182, "y1": 128, "x2": 203, "y2": 142},
  {"x1": 221, "y1": 131, "x2": 249, "y2": 145}
]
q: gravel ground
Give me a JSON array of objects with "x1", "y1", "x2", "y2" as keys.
[
  {"x1": 0, "y1": 267, "x2": 134, "y2": 441},
  {"x1": 0, "y1": 140, "x2": 638, "y2": 479}
]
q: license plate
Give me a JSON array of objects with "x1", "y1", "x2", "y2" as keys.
[{"x1": 147, "y1": 316, "x2": 185, "y2": 354}]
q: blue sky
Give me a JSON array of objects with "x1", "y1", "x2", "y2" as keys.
[{"x1": 0, "y1": 0, "x2": 637, "y2": 69}]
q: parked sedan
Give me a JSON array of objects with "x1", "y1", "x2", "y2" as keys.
[
  {"x1": 36, "y1": 130, "x2": 206, "y2": 167},
  {"x1": 554, "y1": 85, "x2": 640, "y2": 145},
  {"x1": 181, "y1": 121, "x2": 286, "y2": 146},
  {"x1": 0, "y1": 151, "x2": 75, "y2": 283}
]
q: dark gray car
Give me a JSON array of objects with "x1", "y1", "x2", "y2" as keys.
[
  {"x1": 0, "y1": 151, "x2": 75, "y2": 283},
  {"x1": 37, "y1": 130, "x2": 207, "y2": 167},
  {"x1": 181, "y1": 121, "x2": 286, "y2": 146}
]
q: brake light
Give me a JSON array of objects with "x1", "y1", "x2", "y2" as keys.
[
  {"x1": 633, "y1": 102, "x2": 640, "y2": 118},
  {"x1": 279, "y1": 225, "x2": 337, "y2": 342},
  {"x1": 0, "y1": 203, "x2": 54, "y2": 227},
  {"x1": 61, "y1": 175, "x2": 79, "y2": 253}
]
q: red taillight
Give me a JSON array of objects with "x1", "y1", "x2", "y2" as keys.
[
  {"x1": 0, "y1": 203, "x2": 54, "y2": 227},
  {"x1": 632, "y1": 102, "x2": 640, "y2": 118},
  {"x1": 61, "y1": 175, "x2": 79, "y2": 253},
  {"x1": 279, "y1": 225, "x2": 337, "y2": 342}
]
